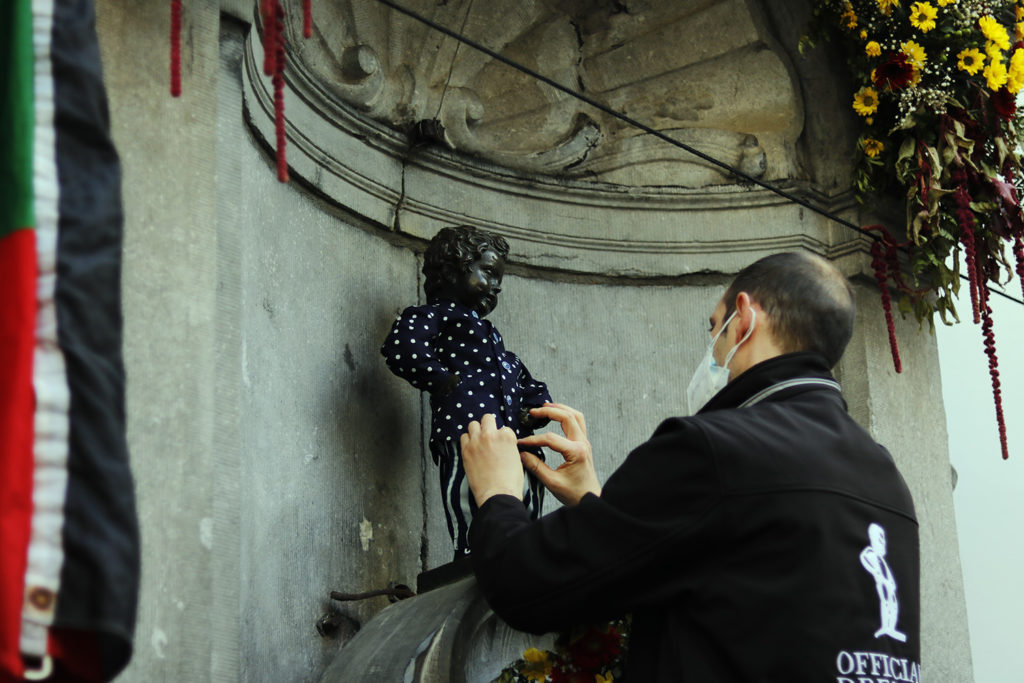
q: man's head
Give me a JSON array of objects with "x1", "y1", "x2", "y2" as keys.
[
  {"x1": 709, "y1": 252, "x2": 856, "y2": 379},
  {"x1": 423, "y1": 225, "x2": 510, "y2": 316}
]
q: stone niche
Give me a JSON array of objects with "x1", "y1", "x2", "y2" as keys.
[
  {"x1": 240, "y1": 1, "x2": 896, "y2": 681},
  {"x1": 245, "y1": 0, "x2": 870, "y2": 282},
  {"x1": 240, "y1": 1, "x2": 902, "y2": 681}
]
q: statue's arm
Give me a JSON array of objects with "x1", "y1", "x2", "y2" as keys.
[
  {"x1": 380, "y1": 306, "x2": 457, "y2": 394},
  {"x1": 509, "y1": 353, "x2": 551, "y2": 403},
  {"x1": 511, "y1": 354, "x2": 552, "y2": 429}
]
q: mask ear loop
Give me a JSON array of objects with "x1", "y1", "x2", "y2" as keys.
[
  {"x1": 721, "y1": 309, "x2": 756, "y2": 369},
  {"x1": 711, "y1": 311, "x2": 737, "y2": 346}
]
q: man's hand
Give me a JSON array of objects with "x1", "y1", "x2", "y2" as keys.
[
  {"x1": 517, "y1": 403, "x2": 601, "y2": 506},
  {"x1": 461, "y1": 414, "x2": 525, "y2": 506}
]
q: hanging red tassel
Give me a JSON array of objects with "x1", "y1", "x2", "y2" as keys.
[
  {"x1": 272, "y1": 2, "x2": 289, "y2": 182},
  {"x1": 256, "y1": 0, "x2": 315, "y2": 182},
  {"x1": 973, "y1": 253, "x2": 1010, "y2": 459},
  {"x1": 257, "y1": 0, "x2": 289, "y2": 181},
  {"x1": 870, "y1": 240, "x2": 902, "y2": 373},
  {"x1": 1014, "y1": 234, "x2": 1024, "y2": 300},
  {"x1": 261, "y1": 0, "x2": 279, "y2": 76},
  {"x1": 952, "y1": 169, "x2": 982, "y2": 323},
  {"x1": 979, "y1": 302, "x2": 1009, "y2": 459},
  {"x1": 170, "y1": 0, "x2": 182, "y2": 97}
]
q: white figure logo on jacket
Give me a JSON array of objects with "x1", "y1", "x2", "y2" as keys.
[{"x1": 860, "y1": 523, "x2": 907, "y2": 642}]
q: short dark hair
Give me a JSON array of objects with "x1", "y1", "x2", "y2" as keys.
[
  {"x1": 422, "y1": 225, "x2": 510, "y2": 301},
  {"x1": 722, "y1": 252, "x2": 855, "y2": 368}
]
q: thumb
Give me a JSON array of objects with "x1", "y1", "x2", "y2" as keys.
[{"x1": 521, "y1": 451, "x2": 555, "y2": 486}]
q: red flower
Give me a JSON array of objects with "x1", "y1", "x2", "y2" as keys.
[
  {"x1": 992, "y1": 87, "x2": 1017, "y2": 120},
  {"x1": 565, "y1": 625, "x2": 622, "y2": 672},
  {"x1": 873, "y1": 52, "x2": 915, "y2": 90}
]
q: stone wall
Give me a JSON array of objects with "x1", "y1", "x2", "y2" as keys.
[{"x1": 95, "y1": 1, "x2": 971, "y2": 680}]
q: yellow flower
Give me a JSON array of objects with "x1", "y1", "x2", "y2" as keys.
[
  {"x1": 860, "y1": 29, "x2": 869, "y2": 40},
  {"x1": 520, "y1": 648, "x2": 553, "y2": 682},
  {"x1": 866, "y1": 116, "x2": 874, "y2": 125},
  {"x1": 866, "y1": 41, "x2": 882, "y2": 57},
  {"x1": 595, "y1": 674, "x2": 614, "y2": 683},
  {"x1": 986, "y1": 40, "x2": 1004, "y2": 62},
  {"x1": 1017, "y1": 21, "x2": 1024, "y2": 41},
  {"x1": 1008, "y1": 48, "x2": 1024, "y2": 93},
  {"x1": 842, "y1": 9, "x2": 858, "y2": 29},
  {"x1": 523, "y1": 648, "x2": 547, "y2": 662},
  {"x1": 937, "y1": 0, "x2": 955, "y2": 5},
  {"x1": 984, "y1": 57, "x2": 1009, "y2": 90},
  {"x1": 853, "y1": 86, "x2": 880, "y2": 116},
  {"x1": 909, "y1": 2, "x2": 937, "y2": 32},
  {"x1": 862, "y1": 138, "x2": 885, "y2": 158},
  {"x1": 901, "y1": 40, "x2": 927, "y2": 68},
  {"x1": 957, "y1": 47, "x2": 985, "y2": 75},
  {"x1": 979, "y1": 15, "x2": 1011, "y2": 50},
  {"x1": 1017, "y1": 5, "x2": 1024, "y2": 21},
  {"x1": 877, "y1": 0, "x2": 900, "y2": 15}
]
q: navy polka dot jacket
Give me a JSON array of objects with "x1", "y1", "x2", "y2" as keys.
[{"x1": 381, "y1": 299, "x2": 552, "y2": 462}]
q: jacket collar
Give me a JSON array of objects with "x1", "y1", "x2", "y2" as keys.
[
  {"x1": 431, "y1": 298, "x2": 483, "y2": 320},
  {"x1": 699, "y1": 351, "x2": 843, "y2": 413}
]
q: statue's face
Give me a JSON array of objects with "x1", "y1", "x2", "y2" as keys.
[{"x1": 455, "y1": 248, "x2": 504, "y2": 316}]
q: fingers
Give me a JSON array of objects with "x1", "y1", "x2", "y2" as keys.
[
  {"x1": 548, "y1": 402, "x2": 586, "y2": 436},
  {"x1": 463, "y1": 414, "x2": 515, "y2": 446},
  {"x1": 520, "y1": 450, "x2": 553, "y2": 483},
  {"x1": 521, "y1": 447, "x2": 601, "y2": 507},
  {"x1": 518, "y1": 431, "x2": 579, "y2": 458},
  {"x1": 526, "y1": 403, "x2": 587, "y2": 441},
  {"x1": 461, "y1": 414, "x2": 525, "y2": 504},
  {"x1": 520, "y1": 450, "x2": 546, "y2": 476}
]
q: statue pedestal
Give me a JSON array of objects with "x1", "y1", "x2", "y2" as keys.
[{"x1": 320, "y1": 559, "x2": 554, "y2": 683}]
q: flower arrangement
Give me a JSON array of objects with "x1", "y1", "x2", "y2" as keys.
[
  {"x1": 495, "y1": 617, "x2": 630, "y2": 683},
  {"x1": 805, "y1": 0, "x2": 1024, "y2": 459}
]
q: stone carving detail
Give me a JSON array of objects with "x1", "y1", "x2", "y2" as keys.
[
  {"x1": 333, "y1": 44, "x2": 389, "y2": 116},
  {"x1": 282, "y1": 0, "x2": 802, "y2": 187},
  {"x1": 242, "y1": 0, "x2": 862, "y2": 279}
]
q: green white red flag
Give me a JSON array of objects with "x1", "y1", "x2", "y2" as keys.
[{"x1": 1, "y1": 1, "x2": 139, "y2": 680}]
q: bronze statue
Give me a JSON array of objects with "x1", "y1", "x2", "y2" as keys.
[{"x1": 381, "y1": 225, "x2": 551, "y2": 557}]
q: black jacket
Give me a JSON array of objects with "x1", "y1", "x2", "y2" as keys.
[{"x1": 469, "y1": 352, "x2": 920, "y2": 682}]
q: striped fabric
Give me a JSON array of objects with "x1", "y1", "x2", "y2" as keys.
[{"x1": 1, "y1": 1, "x2": 139, "y2": 680}]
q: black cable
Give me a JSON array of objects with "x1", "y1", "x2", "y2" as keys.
[{"x1": 372, "y1": 0, "x2": 1024, "y2": 307}]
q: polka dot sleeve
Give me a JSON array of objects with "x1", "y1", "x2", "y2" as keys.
[
  {"x1": 509, "y1": 350, "x2": 552, "y2": 407},
  {"x1": 381, "y1": 304, "x2": 457, "y2": 393}
]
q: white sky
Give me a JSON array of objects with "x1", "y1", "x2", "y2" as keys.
[{"x1": 936, "y1": 261, "x2": 1024, "y2": 683}]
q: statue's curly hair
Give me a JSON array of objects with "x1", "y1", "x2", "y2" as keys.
[{"x1": 423, "y1": 225, "x2": 510, "y2": 300}]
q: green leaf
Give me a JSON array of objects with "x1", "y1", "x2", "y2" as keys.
[{"x1": 898, "y1": 136, "x2": 916, "y2": 163}]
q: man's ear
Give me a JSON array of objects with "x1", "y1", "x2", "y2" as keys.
[{"x1": 732, "y1": 292, "x2": 756, "y2": 340}]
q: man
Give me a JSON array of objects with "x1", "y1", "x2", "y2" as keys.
[{"x1": 461, "y1": 252, "x2": 920, "y2": 682}]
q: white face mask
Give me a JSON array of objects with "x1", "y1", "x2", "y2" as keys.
[{"x1": 686, "y1": 309, "x2": 756, "y2": 415}]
